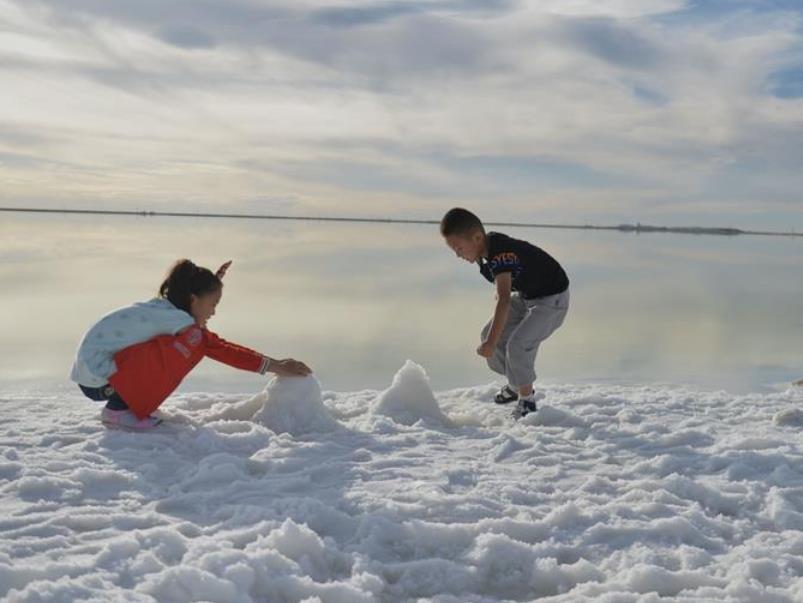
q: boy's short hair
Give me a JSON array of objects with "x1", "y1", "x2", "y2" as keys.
[{"x1": 440, "y1": 208, "x2": 485, "y2": 237}]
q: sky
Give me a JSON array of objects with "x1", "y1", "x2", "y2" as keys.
[{"x1": 1, "y1": 0, "x2": 802, "y2": 229}]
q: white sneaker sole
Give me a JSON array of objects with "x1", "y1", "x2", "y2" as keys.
[{"x1": 101, "y1": 416, "x2": 163, "y2": 431}]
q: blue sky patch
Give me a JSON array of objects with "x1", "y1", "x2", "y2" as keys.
[{"x1": 768, "y1": 66, "x2": 803, "y2": 99}]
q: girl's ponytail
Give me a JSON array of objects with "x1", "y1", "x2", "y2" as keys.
[{"x1": 159, "y1": 259, "x2": 222, "y2": 313}]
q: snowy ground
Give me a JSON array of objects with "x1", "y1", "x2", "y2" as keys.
[{"x1": 2, "y1": 361, "x2": 803, "y2": 602}]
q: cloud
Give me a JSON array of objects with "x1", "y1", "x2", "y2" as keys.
[
  {"x1": 310, "y1": 2, "x2": 446, "y2": 28},
  {"x1": 155, "y1": 25, "x2": 217, "y2": 50},
  {"x1": 533, "y1": 0, "x2": 688, "y2": 18},
  {"x1": 257, "y1": 14, "x2": 499, "y2": 78},
  {"x1": 1, "y1": 0, "x2": 802, "y2": 229},
  {"x1": 0, "y1": 150, "x2": 53, "y2": 168},
  {"x1": 309, "y1": 0, "x2": 515, "y2": 28},
  {"x1": 555, "y1": 16, "x2": 666, "y2": 69},
  {"x1": 21, "y1": 0, "x2": 507, "y2": 82}
]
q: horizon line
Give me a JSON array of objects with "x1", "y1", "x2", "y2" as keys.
[{"x1": 1, "y1": 206, "x2": 800, "y2": 238}]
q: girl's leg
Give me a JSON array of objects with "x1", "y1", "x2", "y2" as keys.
[
  {"x1": 78, "y1": 384, "x2": 115, "y2": 401},
  {"x1": 104, "y1": 393, "x2": 129, "y2": 411},
  {"x1": 101, "y1": 407, "x2": 162, "y2": 429},
  {"x1": 77, "y1": 384, "x2": 130, "y2": 410},
  {"x1": 81, "y1": 385, "x2": 158, "y2": 429}
]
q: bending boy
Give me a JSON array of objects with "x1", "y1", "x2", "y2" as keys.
[{"x1": 441, "y1": 208, "x2": 570, "y2": 418}]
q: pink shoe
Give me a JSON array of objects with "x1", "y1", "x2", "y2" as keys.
[{"x1": 101, "y1": 408, "x2": 162, "y2": 430}]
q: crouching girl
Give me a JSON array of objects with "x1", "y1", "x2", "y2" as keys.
[{"x1": 70, "y1": 259, "x2": 311, "y2": 429}]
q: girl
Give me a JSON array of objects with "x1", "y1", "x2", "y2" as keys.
[{"x1": 71, "y1": 259, "x2": 311, "y2": 429}]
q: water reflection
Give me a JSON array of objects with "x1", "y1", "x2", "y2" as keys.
[{"x1": 0, "y1": 213, "x2": 800, "y2": 394}]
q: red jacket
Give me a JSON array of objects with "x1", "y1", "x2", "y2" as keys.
[{"x1": 109, "y1": 325, "x2": 268, "y2": 419}]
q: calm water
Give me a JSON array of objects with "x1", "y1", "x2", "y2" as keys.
[{"x1": 1, "y1": 213, "x2": 801, "y2": 395}]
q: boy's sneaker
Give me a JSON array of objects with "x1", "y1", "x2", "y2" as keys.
[
  {"x1": 494, "y1": 385, "x2": 519, "y2": 405},
  {"x1": 512, "y1": 397, "x2": 538, "y2": 420},
  {"x1": 101, "y1": 408, "x2": 162, "y2": 430}
]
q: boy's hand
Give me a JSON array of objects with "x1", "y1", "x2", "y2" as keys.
[
  {"x1": 476, "y1": 340, "x2": 495, "y2": 358},
  {"x1": 271, "y1": 358, "x2": 312, "y2": 377}
]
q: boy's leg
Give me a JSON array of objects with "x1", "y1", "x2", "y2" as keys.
[
  {"x1": 481, "y1": 319, "x2": 507, "y2": 376},
  {"x1": 481, "y1": 294, "x2": 528, "y2": 377},
  {"x1": 504, "y1": 289, "x2": 570, "y2": 392}
]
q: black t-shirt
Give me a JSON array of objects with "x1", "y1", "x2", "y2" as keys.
[{"x1": 478, "y1": 231, "x2": 569, "y2": 298}]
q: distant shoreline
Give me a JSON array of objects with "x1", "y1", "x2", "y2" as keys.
[{"x1": 1, "y1": 206, "x2": 800, "y2": 238}]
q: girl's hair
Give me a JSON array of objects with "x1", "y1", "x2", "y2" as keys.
[{"x1": 159, "y1": 259, "x2": 222, "y2": 313}]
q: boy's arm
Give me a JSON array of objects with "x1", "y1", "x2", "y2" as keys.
[{"x1": 478, "y1": 272, "x2": 512, "y2": 357}]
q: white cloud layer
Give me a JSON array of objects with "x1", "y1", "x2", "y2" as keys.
[{"x1": 1, "y1": 0, "x2": 802, "y2": 228}]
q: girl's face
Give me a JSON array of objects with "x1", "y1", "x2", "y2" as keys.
[{"x1": 190, "y1": 288, "x2": 222, "y2": 328}]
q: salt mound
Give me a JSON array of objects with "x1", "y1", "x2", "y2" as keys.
[
  {"x1": 528, "y1": 405, "x2": 587, "y2": 428},
  {"x1": 253, "y1": 375, "x2": 339, "y2": 435},
  {"x1": 373, "y1": 360, "x2": 450, "y2": 426},
  {"x1": 773, "y1": 407, "x2": 803, "y2": 427},
  {"x1": 197, "y1": 393, "x2": 268, "y2": 423}
]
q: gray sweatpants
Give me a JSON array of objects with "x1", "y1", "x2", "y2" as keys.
[{"x1": 481, "y1": 289, "x2": 570, "y2": 388}]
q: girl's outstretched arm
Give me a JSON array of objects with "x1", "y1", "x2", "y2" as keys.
[{"x1": 204, "y1": 330, "x2": 312, "y2": 377}]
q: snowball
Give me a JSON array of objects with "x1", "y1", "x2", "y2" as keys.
[
  {"x1": 252, "y1": 375, "x2": 339, "y2": 436},
  {"x1": 373, "y1": 360, "x2": 450, "y2": 426},
  {"x1": 774, "y1": 407, "x2": 803, "y2": 427},
  {"x1": 525, "y1": 404, "x2": 587, "y2": 428}
]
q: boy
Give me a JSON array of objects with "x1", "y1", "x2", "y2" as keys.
[{"x1": 441, "y1": 208, "x2": 570, "y2": 418}]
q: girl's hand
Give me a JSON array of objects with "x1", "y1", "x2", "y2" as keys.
[
  {"x1": 271, "y1": 358, "x2": 312, "y2": 377},
  {"x1": 216, "y1": 260, "x2": 233, "y2": 279}
]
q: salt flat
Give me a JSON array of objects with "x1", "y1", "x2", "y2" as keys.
[{"x1": 2, "y1": 362, "x2": 802, "y2": 602}]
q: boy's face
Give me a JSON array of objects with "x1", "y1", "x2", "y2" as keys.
[{"x1": 444, "y1": 231, "x2": 485, "y2": 263}]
